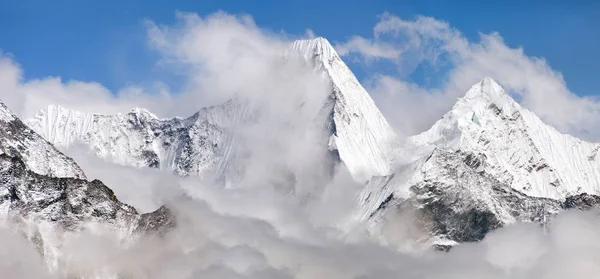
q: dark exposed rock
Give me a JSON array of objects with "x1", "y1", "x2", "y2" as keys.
[
  {"x1": 0, "y1": 153, "x2": 175, "y2": 236},
  {"x1": 563, "y1": 193, "x2": 600, "y2": 210},
  {"x1": 367, "y1": 149, "x2": 564, "y2": 247},
  {"x1": 463, "y1": 153, "x2": 486, "y2": 170},
  {"x1": 136, "y1": 206, "x2": 176, "y2": 236}
]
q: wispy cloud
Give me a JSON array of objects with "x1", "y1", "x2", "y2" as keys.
[
  {"x1": 338, "y1": 13, "x2": 600, "y2": 140},
  {"x1": 335, "y1": 36, "x2": 401, "y2": 60}
]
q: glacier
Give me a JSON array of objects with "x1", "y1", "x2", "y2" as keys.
[{"x1": 26, "y1": 101, "x2": 245, "y2": 178}]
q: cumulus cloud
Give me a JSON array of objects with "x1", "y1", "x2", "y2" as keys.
[
  {"x1": 341, "y1": 13, "x2": 600, "y2": 139},
  {"x1": 0, "y1": 12, "x2": 323, "y2": 120},
  {"x1": 0, "y1": 54, "x2": 174, "y2": 118}
]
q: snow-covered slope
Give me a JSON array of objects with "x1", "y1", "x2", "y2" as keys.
[
  {"x1": 0, "y1": 100, "x2": 86, "y2": 179},
  {"x1": 26, "y1": 101, "x2": 246, "y2": 178},
  {"x1": 290, "y1": 38, "x2": 399, "y2": 182},
  {"x1": 26, "y1": 37, "x2": 399, "y2": 183},
  {"x1": 410, "y1": 77, "x2": 600, "y2": 200}
]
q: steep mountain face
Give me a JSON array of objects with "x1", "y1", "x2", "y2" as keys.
[
  {"x1": 359, "y1": 148, "x2": 562, "y2": 246},
  {"x1": 0, "y1": 101, "x2": 86, "y2": 179},
  {"x1": 26, "y1": 37, "x2": 399, "y2": 184},
  {"x1": 289, "y1": 38, "x2": 399, "y2": 182},
  {"x1": 359, "y1": 78, "x2": 600, "y2": 246}
]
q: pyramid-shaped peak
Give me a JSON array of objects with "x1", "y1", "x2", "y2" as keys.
[
  {"x1": 464, "y1": 77, "x2": 508, "y2": 100},
  {"x1": 447, "y1": 77, "x2": 522, "y2": 120},
  {"x1": 457, "y1": 77, "x2": 523, "y2": 112},
  {"x1": 289, "y1": 36, "x2": 339, "y2": 62}
]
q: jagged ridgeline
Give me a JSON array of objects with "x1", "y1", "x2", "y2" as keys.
[
  {"x1": 21, "y1": 38, "x2": 600, "y2": 248},
  {"x1": 0, "y1": 99, "x2": 174, "y2": 257}
]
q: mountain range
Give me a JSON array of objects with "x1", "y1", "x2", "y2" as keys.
[{"x1": 0, "y1": 36, "x2": 598, "y2": 266}]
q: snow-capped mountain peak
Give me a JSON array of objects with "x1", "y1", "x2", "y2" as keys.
[
  {"x1": 464, "y1": 77, "x2": 510, "y2": 100},
  {"x1": 355, "y1": 77, "x2": 600, "y2": 245},
  {"x1": 289, "y1": 37, "x2": 338, "y2": 65},
  {"x1": 458, "y1": 77, "x2": 521, "y2": 120},
  {"x1": 288, "y1": 37, "x2": 400, "y2": 182},
  {"x1": 410, "y1": 77, "x2": 600, "y2": 200}
]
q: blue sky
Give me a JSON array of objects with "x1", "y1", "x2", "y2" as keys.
[{"x1": 0, "y1": 0, "x2": 599, "y2": 96}]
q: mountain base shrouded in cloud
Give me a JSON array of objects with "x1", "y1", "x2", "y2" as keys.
[
  {"x1": 0, "y1": 97, "x2": 174, "y2": 277},
  {"x1": 1, "y1": 10, "x2": 600, "y2": 279}
]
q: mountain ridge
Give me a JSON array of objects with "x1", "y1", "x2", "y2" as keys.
[
  {"x1": 26, "y1": 37, "x2": 400, "y2": 184},
  {"x1": 0, "y1": 97, "x2": 175, "y2": 274},
  {"x1": 0, "y1": 101, "x2": 86, "y2": 180},
  {"x1": 20, "y1": 38, "x2": 600, "y2": 248}
]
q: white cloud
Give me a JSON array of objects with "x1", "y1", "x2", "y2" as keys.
[
  {"x1": 341, "y1": 13, "x2": 600, "y2": 140},
  {"x1": 12, "y1": 194, "x2": 600, "y2": 278},
  {"x1": 0, "y1": 12, "x2": 322, "y2": 120},
  {"x1": 335, "y1": 36, "x2": 401, "y2": 60},
  {"x1": 0, "y1": 56, "x2": 175, "y2": 118}
]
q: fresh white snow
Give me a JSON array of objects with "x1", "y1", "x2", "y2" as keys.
[
  {"x1": 0, "y1": 101, "x2": 86, "y2": 179},
  {"x1": 290, "y1": 37, "x2": 399, "y2": 182}
]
